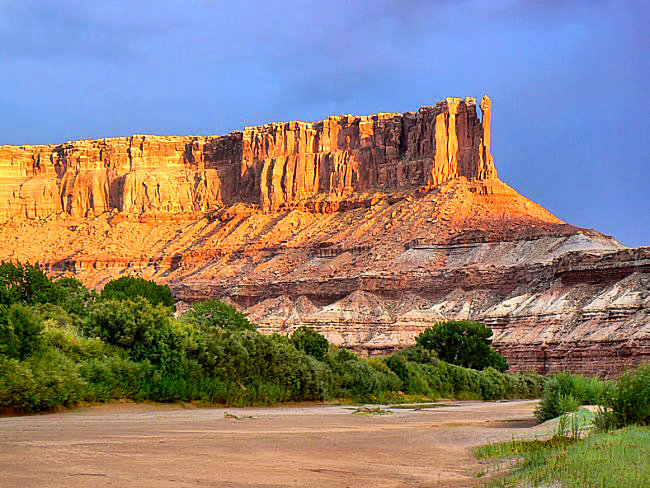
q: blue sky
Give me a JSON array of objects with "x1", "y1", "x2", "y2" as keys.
[{"x1": 1, "y1": 0, "x2": 648, "y2": 246}]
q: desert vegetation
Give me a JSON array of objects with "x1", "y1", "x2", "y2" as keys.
[
  {"x1": 3, "y1": 262, "x2": 649, "y2": 486},
  {"x1": 415, "y1": 320, "x2": 509, "y2": 372},
  {"x1": 0, "y1": 261, "x2": 547, "y2": 413},
  {"x1": 477, "y1": 365, "x2": 650, "y2": 486}
]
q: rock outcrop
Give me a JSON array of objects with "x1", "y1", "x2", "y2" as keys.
[
  {"x1": 0, "y1": 97, "x2": 495, "y2": 218},
  {"x1": 0, "y1": 96, "x2": 647, "y2": 376}
]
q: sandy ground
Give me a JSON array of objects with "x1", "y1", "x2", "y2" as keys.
[{"x1": 0, "y1": 400, "x2": 544, "y2": 488}]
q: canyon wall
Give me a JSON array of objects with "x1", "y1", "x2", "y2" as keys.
[
  {"x1": 0, "y1": 96, "x2": 647, "y2": 376},
  {"x1": 248, "y1": 245, "x2": 649, "y2": 377},
  {"x1": 0, "y1": 97, "x2": 495, "y2": 218}
]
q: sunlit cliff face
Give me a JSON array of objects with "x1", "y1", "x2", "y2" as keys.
[
  {"x1": 0, "y1": 96, "x2": 647, "y2": 377},
  {"x1": 0, "y1": 96, "x2": 495, "y2": 219}
]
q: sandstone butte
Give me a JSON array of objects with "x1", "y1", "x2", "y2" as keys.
[{"x1": 0, "y1": 96, "x2": 648, "y2": 376}]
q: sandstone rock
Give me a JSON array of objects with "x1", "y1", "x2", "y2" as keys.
[
  {"x1": 0, "y1": 96, "x2": 646, "y2": 376},
  {"x1": 0, "y1": 98, "x2": 496, "y2": 219}
]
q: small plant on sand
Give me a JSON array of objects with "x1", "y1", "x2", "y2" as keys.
[{"x1": 353, "y1": 406, "x2": 392, "y2": 415}]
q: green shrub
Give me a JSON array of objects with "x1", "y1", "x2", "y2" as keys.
[
  {"x1": 0, "y1": 262, "x2": 95, "y2": 314},
  {"x1": 535, "y1": 373, "x2": 607, "y2": 422},
  {"x1": 415, "y1": 321, "x2": 508, "y2": 372},
  {"x1": 596, "y1": 364, "x2": 650, "y2": 429},
  {"x1": 79, "y1": 356, "x2": 153, "y2": 402},
  {"x1": 330, "y1": 348, "x2": 358, "y2": 363},
  {"x1": 329, "y1": 354, "x2": 401, "y2": 400},
  {"x1": 291, "y1": 326, "x2": 329, "y2": 361},
  {"x1": 191, "y1": 329, "x2": 332, "y2": 401},
  {"x1": 0, "y1": 350, "x2": 88, "y2": 412},
  {"x1": 101, "y1": 276, "x2": 175, "y2": 309},
  {"x1": 384, "y1": 354, "x2": 431, "y2": 396},
  {"x1": 384, "y1": 349, "x2": 543, "y2": 401},
  {"x1": 395, "y1": 345, "x2": 439, "y2": 365},
  {"x1": 479, "y1": 367, "x2": 508, "y2": 400},
  {"x1": 0, "y1": 303, "x2": 44, "y2": 359},
  {"x1": 292, "y1": 355, "x2": 334, "y2": 401},
  {"x1": 148, "y1": 372, "x2": 234, "y2": 404},
  {"x1": 34, "y1": 304, "x2": 112, "y2": 361},
  {"x1": 0, "y1": 261, "x2": 60, "y2": 306},
  {"x1": 444, "y1": 362, "x2": 483, "y2": 398},
  {"x1": 54, "y1": 277, "x2": 96, "y2": 316},
  {"x1": 0, "y1": 355, "x2": 37, "y2": 411},
  {"x1": 509, "y1": 373, "x2": 547, "y2": 399},
  {"x1": 25, "y1": 350, "x2": 88, "y2": 410},
  {"x1": 84, "y1": 298, "x2": 189, "y2": 373},
  {"x1": 182, "y1": 299, "x2": 255, "y2": 332}
]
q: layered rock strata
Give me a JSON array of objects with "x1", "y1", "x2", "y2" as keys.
[
  {"x1": 0, "y1": 97, "x2": 494, "y2": 218},
  {"x1": 0, "y1": 96, "x2": 647, "y2": 376}
]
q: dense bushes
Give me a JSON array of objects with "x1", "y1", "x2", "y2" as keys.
[
  {"x1": 291, "y1": 326, "x2": 329, "y2": 361},
  {"x1": 415, "y1": 321, "x2": 509, "y2": 372},
  {"x1": 0, "y1": 261, "x2": 61, "y2": 306},
  {"x1": 0, "y1": 262, "x2": 95, "y2": 315},
  {"x1": 0, "y1": 262, "x2": 551, "y2": 414},
  {"x1": 182, "y1": 299, "x2": 255, "y2": 332},
  {"x1": 0, "y1": 304, "x2": 44, "y2": 359},
  {"x1": 381, "y1": 346, "x2": 545, "y2": 401},
  {"x1": 100, "y1": 276, "x2": 175, "y2": 309},
  {"x1": 0, "y1": 350, "x2": 87, "y2": 412},
  {"x1": 535, "y1": 373, "x2": 609, "y2": 422},
  {"x1": 595, "y1": 364, "x2": 650, "y2": 430},
  {"x1": 533, "y1": 366, "x2": 650, "y2": 430},
  {"x1": 84, "y1": 298, "x2": 189, "y2": 373}
]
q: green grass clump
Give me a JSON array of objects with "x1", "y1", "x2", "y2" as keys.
[
  {"x1": 595, "y1": 364, "x2": 650, "y2": 430},
  {"x1": 480, "y1": 426, "x2": 650, "y2": 488},
  {"x1": 476, "y1": 435, "x2": 577, "y2": 459},
  {"x1": 476, "y1": 410, "x2": 589, "y2": 460},
  {"x1": 535, "y1": 372, "x2": 608, "y2": 422}
]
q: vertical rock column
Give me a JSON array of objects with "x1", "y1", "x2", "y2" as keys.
[
  {"x1": 479, "y1": 96, "x2": 497, "y2": 179},
  {"x1": 446, "y1": 97, "x2": 461, "y2": 177},
  {"x1": 432, "y1": 110, "x2": 449, "y2": 185},
  {"x1": 432, "y1": 97, "x2": 462, "y2": 185},
  {"x1": 0, "y1": 97, "x2": 499, "y2": 219}
]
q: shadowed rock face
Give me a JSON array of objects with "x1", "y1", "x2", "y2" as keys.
[{"x1": 0, "y1": 96, "x2": 647, "y2": 376}]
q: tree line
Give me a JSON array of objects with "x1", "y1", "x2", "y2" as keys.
[{"x1": 0, "y1": 261, "x2": 544, "y2": 413}]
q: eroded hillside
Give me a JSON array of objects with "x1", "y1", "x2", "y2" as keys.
[{"x1": 1, "y1": 96, "x2": 647, "y2": 375}]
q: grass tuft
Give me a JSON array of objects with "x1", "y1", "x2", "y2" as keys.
[{"x1": 477, "y1": 424, "x2": 650, "y2": 487}]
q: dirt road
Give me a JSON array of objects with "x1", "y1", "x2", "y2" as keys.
[{"x1": 0, "y1": 400, "x2": 542, "y2": 487}]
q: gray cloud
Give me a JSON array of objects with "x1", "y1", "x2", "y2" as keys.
[{"x1": 0, "y1": 1, "x2": 179, "y2": 61}]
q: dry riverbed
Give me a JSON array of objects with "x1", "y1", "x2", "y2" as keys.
[{"x1": 0, "y1": 400, "x2": 545, "y2": 487}]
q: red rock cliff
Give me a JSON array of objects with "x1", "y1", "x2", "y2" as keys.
[
  {"x1": 2, "y1": 95, "x2": 645, "y2": 377},
  {"x1": 0, "y1": 96, "x2": 495, "y2": 218}
]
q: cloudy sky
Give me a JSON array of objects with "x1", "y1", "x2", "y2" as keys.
[{"x1": 1, "y1": 0, "x2": 648, "y2": 245}]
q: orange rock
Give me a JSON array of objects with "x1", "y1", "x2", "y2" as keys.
[
  {"x1": 0, "y1": 98, "x2": 499, "y2": 218},
  {"x1": 0, "y1": 96, "x2": 647, "y2": 376}
]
